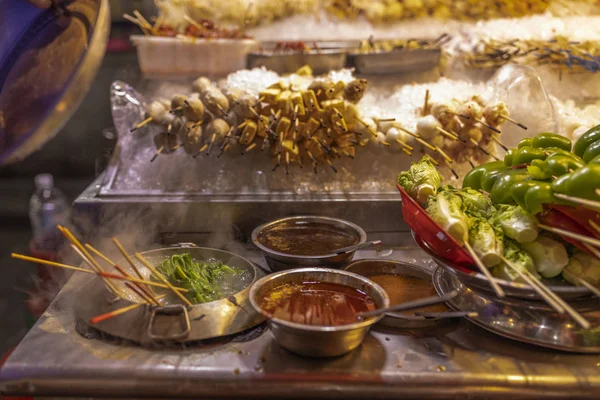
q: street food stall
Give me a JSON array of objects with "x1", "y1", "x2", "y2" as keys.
[{"x1": 2, "y1": 0, "x2": 600, "y2": 398}]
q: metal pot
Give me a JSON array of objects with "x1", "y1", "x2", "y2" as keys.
[
  {"x1": 251, "y1": 215, "x2": 367, "y2": 271},
  {"x1": 74, "y1": 245, "x2": 266, "y2": 343},
  {"x1": 344, "y1": 259, "x2": 453, "y2": 329},
  {"x1": 249, "y1": 267, "x2": 389, "y2": 357}
]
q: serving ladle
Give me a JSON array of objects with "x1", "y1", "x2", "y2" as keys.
[
  {"x1": 334, "y1": 240, "x2": 382, "y2": 255},
  {"x1": 357, "y1": 288, "x2": 462, "y2": 320}
]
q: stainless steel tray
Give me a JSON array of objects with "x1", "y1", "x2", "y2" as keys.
[
  {"x1": 74, "y1": 246, "x2": 266, "y2": 344},
  {"x1": 247, "y1": 50, "x2": 346, "y2": 75},
  {"x1": 414, "y1": 231, "x2": 592, "y2": 300},
  {"x1": 346, "y1": 49, "x2": 441, "y2": 75},
  {"x1": 433, "y1": 266, "x2": 600, "y2": 353},
  {"x1": 2, "y1": 248, "x2": 600, "y2": 399}
]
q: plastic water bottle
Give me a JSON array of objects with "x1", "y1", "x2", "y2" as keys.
[{"x1": 29, "y1": 174, "x2": 70, "y2": 254}]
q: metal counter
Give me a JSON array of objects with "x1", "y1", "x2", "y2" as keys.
[{"x1": 2, "y1": 248, "x2": 600, "y2": 399}]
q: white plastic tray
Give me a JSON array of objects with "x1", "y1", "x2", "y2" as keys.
[{"x1": 131, "y1": 35, "x2": 259, "y2": 77}]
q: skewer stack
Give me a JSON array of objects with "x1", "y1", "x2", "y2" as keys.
[
  {"x1": 384, "y1": 93, "x2": 528, "y2": 172},
  {"x1": 12, "y1": 227, "x2": 194, "y2": 324},
  {"x1": 136, "y1": 66, "x2": 387, "y2": 174}
]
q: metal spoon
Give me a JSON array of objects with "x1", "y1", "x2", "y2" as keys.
[
  {"x1": 334, "y1": 240, "x2": 382, "y2": 255},
  {"x1": 357, "y1": 289, "x2": 461, "y2": 320}
]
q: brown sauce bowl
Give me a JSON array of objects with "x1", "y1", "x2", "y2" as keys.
[
  {"x1": 251, "y1": 216, "x2": 367, "y2": 271},
  {"x1": 249, "y1": 267, "x2": 389, "y2": 357}
]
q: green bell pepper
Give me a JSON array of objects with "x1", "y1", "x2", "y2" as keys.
[
  {"x1": 564, "y1": 164, "x2": 600, "y2": 201},
  {"x1": 517, "y1": 138, "x2": 533, "y2": 149},
  {"x1": 524, "y1": 182, "x2": 554, "y2": 215},
  {"x1": 589, "y1": 154, "x2": 600, "y2": 165},
  {"x1": 504, "y1": 148, "x2": 515, "y2": 167},
  {"x1": 481, "y1": 167, "x2": 511, "y2": 193},
  {"x1": 527, "y1": 159, "x2": 552, "y2": 180},
  {"x1": 490, "y1": 171, "x2": 532, "y2": 205},
  {"x1": 462, "y1": 161, "x2": 504, "y2": 190},
  {"x1": 530, "y1": 154, "x2": 585, "y2": 180},
  {"x1": 583, "y1": 140, "x2": 600, "y2": 163},
  {"x1": 512, "y1": 180, "x2": 544, "y2": 209},
  {"x1": 531, "y1": 132, "x2": 572, "y2": 152},
  {"x1": 546, "y1": 154, "x2": 585, "y2": 176},
  {"x1": 541, "y1": 147, "x2": 582, "y2": 161},
  {"x1": 574, "y1": 124, "x2": 600, "y2": 157},
  {"x1": 512, "y1": 146, "x2": 548, "y2": 166},
  {"x1": 551, "y1": 173, "x2": 571, "y2": 194}
]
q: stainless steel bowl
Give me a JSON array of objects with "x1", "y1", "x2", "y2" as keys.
[
  {"x1": 249, "y1": 268, "x2": 389, "y2": 357},
  {"x1": 344, "y1": 259, "x2": 452, "y2": 329},
  {"x1": 74, "y1": 245, "x2": 266, "y2": 343},
  {"x1": 251, "y1": 216, "x2": 367, "y2": 271}
]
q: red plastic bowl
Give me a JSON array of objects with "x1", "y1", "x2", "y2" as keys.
[{"x1": 397, "y1": 184, "x2": 475, "y2": 268}]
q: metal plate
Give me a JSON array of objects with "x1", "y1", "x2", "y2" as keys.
[
  {"x1": 433, "y1": 266, "x2": 600, "y2": 353},
  {"x1": 414, "y1": 232, "x2": 592, "y2": 300},
  {"x1": 347, "y1": 49, "x2": 441, "y2": 75},
  {"x1": 0, "y1": 0, "x2": 109, "y2": 165},
  {"x1": 247, "y1": 50, "x2": 346, "y2": 75},
  {"x1": 74, "y1": 246, "x2": 266, "y2": 344},
  {"x1": 344, "y1": 259, "x2": 452, "y2": 329}
]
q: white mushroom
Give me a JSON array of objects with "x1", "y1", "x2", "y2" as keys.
[
  {"x1": 483, "y1": 102, "x2": 509, "y2": 126},
  {"x1": 416, "y1": 115, "x2": 441, "y2": 139},
  {"x1": 458, "y1": 101, "x2": 483, "y2": 121},
  {"x1": 146, "y1": 101, "x2": 168, "y2": 122},
  {"x1": 431, "y1": 102, "x2": 456, "y2": 125},
  {"x1": 192, "y1": 77, "x2": 213, "y2": 94}
]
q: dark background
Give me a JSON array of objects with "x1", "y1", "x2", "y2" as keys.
[{"x1": 0, "y1": 21, "x2": 141, "y2": 358}]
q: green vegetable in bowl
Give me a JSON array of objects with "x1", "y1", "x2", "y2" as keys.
[
  {"x1": 455, "y1": 187, "x2": 494, "y2": 217},
  {"x1": 426, "y1": 190, "x2": 470, "y2": 244},
  {"x1": 493, "y1": 204, "x2": 539, "y2": 243},
  {"x1": 468, "y1": 216, "x2": 503, "y2": 267},
  {"x1": 493, "y1": 240, "x2": 540, "y2": 283},
  {"x1": 522, "y1": 236, "x2": 569, "y2": 278},
  {"x1": 397, "y1": 155, "x2": 441, "y2": 204},
  {"x1": 153, "y1": 253, "x2": 239, "y2": 304}
]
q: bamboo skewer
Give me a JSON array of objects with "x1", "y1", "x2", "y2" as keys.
[
  {"x1": 60, "y1": 227, "x2": 120, "y2": 294},
  {"x1": 576, "y1": 278, "x2": 600, "y2": 298},
  {"x1": 112, "y1": 237, "x2": 147, "y2": 282},
  {"x1": 435, "y1": 126, "x2": 458, "y2": 141},
  {"x1": 491, "y1": 134, "x2": 509, "y2": 151},
  {"x1": 473, "y1": 117, "x2": 501, "y2": 134},
  {"x1": 463, "y1": 240, "x2": 505, "y2": 298},
  {"x1": 130, "y1": 117, "x2": 153, "y2": 132},
  {"x1": 500, "y1": 114, "x2": 527, "y2": 130},
  {"x1": 468, "y1": 157, "x2": 476, "y2": 168},
  {"x1": 435, "y1": 146, "x2": 453, "y2": 163},
  {"x1": 501, "y1": 256, "x2": 564, "y2": 314},
  {"x1": 554, "y1": 193, "x2": 600, "y2": 211},
  {"x1": 10, "y1": 253, "x2": 188, "y2": 292},
  {"x1": 589, "y1": 220, "x2": 600, "y2": 236},
  {"x1": 505, "y1": 265, "x2": 590, "y2": 329},
  {"x1": 135, "y1": 253, "x2": 193, "y2": 306},
  {"x1": 91, "y1": 302, "x2": 145, "y2": 324},
  {"x1": 538, "y1": 224, "x2": 600, "y2": 248},
  {"x1": 85, "y1": 243, "x2": 158, "y2": 305},
  {"x1": 584, "y1": 243, "x2": 600, "y2": 261},
  {"x1": 124, "y1": 282, "x2": 155, "y2": 304},
  {"x1": 151, "y1": 146, "x2": 164, "y2": 162},
  {"x1": 445, "y1": 160, "x2": 459, "y2": 179},
  {"x1": 90, "y1": 294, "x2": 166, "y2": 325}
]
